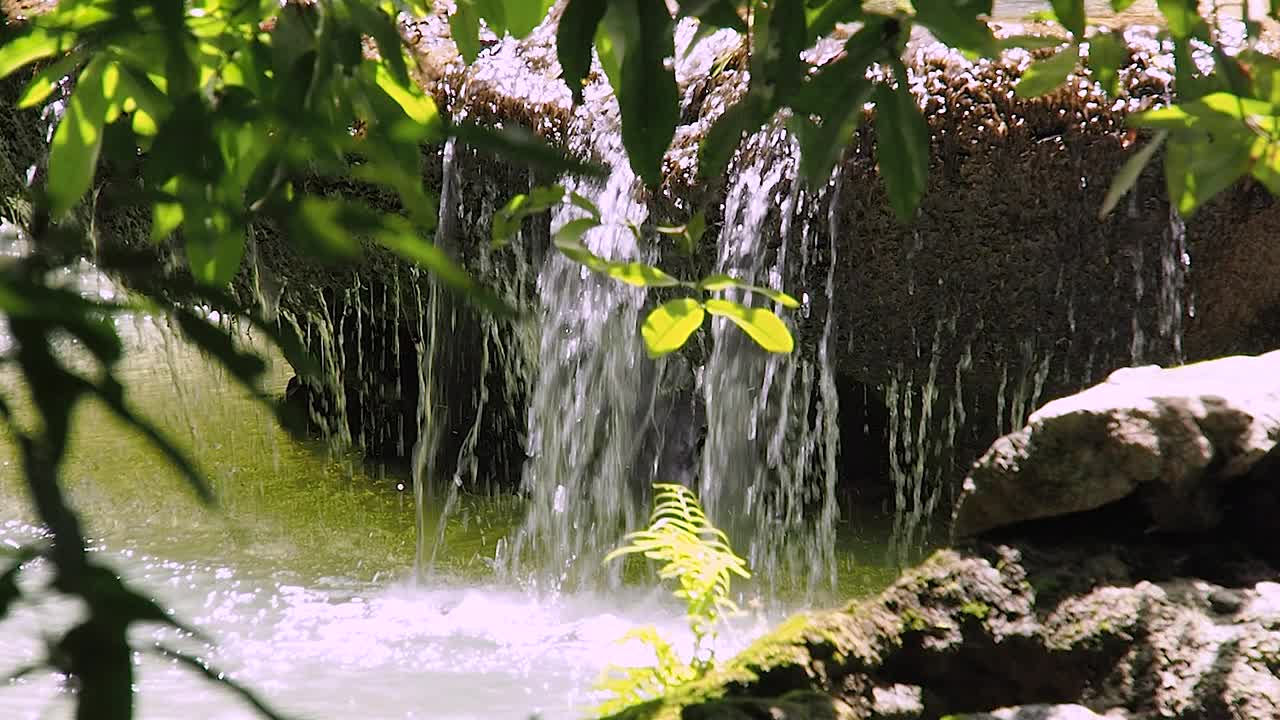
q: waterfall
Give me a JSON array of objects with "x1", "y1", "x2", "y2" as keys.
[
  {"x1": 698, "y1": 128, "x2": 841, "y2": 598},
  {"x1": 503, "y1": 85, "x2": 660, "y2": 591}
]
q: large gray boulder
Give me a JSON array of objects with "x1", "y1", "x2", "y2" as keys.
[{"x1": 954, "y1": 350, "x2": 1280, "y2": 538}]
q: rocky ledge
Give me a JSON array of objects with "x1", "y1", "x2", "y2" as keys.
[{"x1": 619, "y1": 351, "x2": 1280, "y2": 720}]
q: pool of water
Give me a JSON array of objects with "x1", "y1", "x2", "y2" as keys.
[{"x1": 0, "y1": 313, "x2": 903, "y2": 720}]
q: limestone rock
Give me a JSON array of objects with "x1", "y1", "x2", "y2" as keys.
[
  {"x1": 954, "y1": 351, "x2": 1280, "y2": 538},
  {"x1": 948, "y1": 705, "x2": 1122, "y2": 720},
  {"x1": 609, "y1": 542, "x2": 1280, "y2": 720}
]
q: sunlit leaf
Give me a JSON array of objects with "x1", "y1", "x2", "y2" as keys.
[
  {"x1": 1015, "y1": 44, "x2": 1079, "y2": 97},
  {"x1": 704, "y1": 298, "x2": 795, "y2": 353},
  {"x1": 1099, "y1": 131, "x2": 1165, "y2": 219},
  {"x1": 0, "y1": 27, "x2": 64, "y2": 79},
  {"x1": 17, "y1": 49, "x2": 83, "y2": 108},
  {"x1": 874, "y1": 64, "x2": 930, "y2": 221},
  {"x1": 47, "y1": 56, "x2": 111, "y2": 217},
  {"x1": 698, "y1": 273, "x2": 800, "y2": 308},
  {"x1": 642, "y1": 299, "x2": 705, "y2": 358},
  {"x1": 373, "y1": 64, "x2": 445, "y2": 141},
  {"x1": 608, "y1": 263, "x2": 680, "y2": 288}
]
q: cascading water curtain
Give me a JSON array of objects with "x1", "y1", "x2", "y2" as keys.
[{"x1": 700, "y1": 128, "x2": 841, "y2": 601}]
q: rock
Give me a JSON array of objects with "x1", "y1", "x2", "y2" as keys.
[
  {"x1": 954, "y1": 351, "x2": 1280, "y2": 538},
  {"x1": 947, "y1": 704, "x2": 1121, "y2": 720},
  {"x1": 610, "y1": 542, "x2": 1280, "y2": 720}
]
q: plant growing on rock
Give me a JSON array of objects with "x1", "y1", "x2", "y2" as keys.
[{"x1": 594, "y1": 483, "x2": 751, "y2": 715}]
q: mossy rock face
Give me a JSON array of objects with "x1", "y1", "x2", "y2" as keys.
[{"x1": 613, "y1": 536, "x2": 1280, "y2": 720}]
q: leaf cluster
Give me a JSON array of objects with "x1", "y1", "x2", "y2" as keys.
[{"x1": 493, "y1": 186, "x2": 800, "y2": 357}]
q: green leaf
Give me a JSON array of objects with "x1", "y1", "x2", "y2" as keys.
[
  {"x1": 1015, "y1": 44, "x2": 1079, "y2": 97},
  {"x1": 1049, "y1": 0, "x2": 1086, "y2": 36},
  {"x1": 998, "y1": 34, "x2": 1071, "y2": 50},
  {"x1": 1087, "y1": 33, "x2": 1126, "y2": 97},
  {"x1": 173, "y1": 308, "x2": 267, "y2": 387},
  {"x1": 288, "y1": 196, "x2": 364, "y2": 261},
  {"x1": 47, "y1": 56, "x2": 111, "y2": 217},
  {"x1": 1164, "y1": 132, "x2": 1252, "y2": 216},
  {"x1": 0, "y1": 27, "x2": 64, "y2": 79},
  {"x1": 1099, "y1": 131, "x2": 1165, "y2": 219},
  {"x1": 451, "y1": 122, "x2": 607, "y2": 177},
  {"x1": 492, "y1": 185, "x2": 572, "y2": 247},
  {"x1": 504, "y1": 0, "x2": 555, "y2": 37},
  {"x1": 913, "y1": 0, "x2": 998, "y2": 56},
  {"x1": 449, "y1": 0, "x2": 483, "y2": 64},
  {"x1": 557, "y1": 0, "x2": 608, "y2": 104},
  {"x1": 601, "y1": 0, "x2": 679, "y2": 187},
  {"x1": 791, "y1": 74, "x2": 873, "y2": 186},
  {"x1": 555, "y1": 216, "x2": 602, "y2": 247},
  {"x1": 348, "y1": 1, "x2": 409, "y2": 84},
  {"x1": 761, "y1": 0, "x2": 808, "y2": 96},
  {"x1": 17, "y1": 48, "x2": 83, "y2": 109},
  {"x1": 554, "y1": 228, "x2": 680, "y2": 287},
  {"x1": 1111, "y1": 0, "x2": 1138, "y2": 11},
  {"x1": 873, "y1": 64, "x2": 930, "y2": 221},
  {"x1": 699, "y1": 273, "x2": 801, "y2": 308},
  {"x1": 1251, "y1": 137, "x2": 1280, "y2": 194},
  {"x1": 704, "y1": 298, "x2": 795, "y2": 353},
  {"x1": 374, "y1": 64, "x2": 444, "y2": 141},
  {"x1": 698, "y1": 90, "x2": 768, "y2": 179},
  {"x1": 568, "y1": 191, "x2": 602, "y2": 221},
  {"x1": 1156, "y1": 0, "x2": 1206, "y2": 39},
  {"x1": 805, "y1": 0, "x2": 864, "y2": 41},
  {"x1": 184, "y1": 203, "x2": 246, "y2": 286},
  {"x1": 608, "y1": 263, "x2": 680, "y2": 288},
  {"x1": 1238, "y1": 51, "x2": 1280, "y2": 104},
  {"x1": 641, "y1": 299, "x2": 705, "y2": 358},
  {"x1": 676, "y1": 0, "x2": 748, "y2": 31}
]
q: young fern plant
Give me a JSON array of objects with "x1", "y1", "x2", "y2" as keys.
[{"x1": 594, "y1": 484, "x2": 751, "y2": 716}]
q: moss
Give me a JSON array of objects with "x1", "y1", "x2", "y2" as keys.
[
  {"x1": 901, "y1": 607, "x2": 931, "y2": 632},
  {"x1": 960, "y1": 601, "x2": 991, "y2": 620}
]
